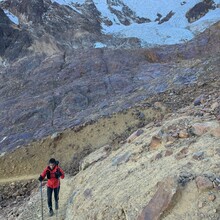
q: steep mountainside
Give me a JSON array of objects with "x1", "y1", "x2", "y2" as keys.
[
  {"x1": 0, "y1": 0, "x2": 220, "y2": 152},
  {"x1": 1, "y1": 85, "x2": 220, "y2": 220},
  {"x1": 0, "y1": 1, "x2": 220, "y2": 220}
]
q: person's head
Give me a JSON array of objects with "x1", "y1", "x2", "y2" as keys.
[{"x1": 48, "y1": 158, "x2": 56, "y2": 170}]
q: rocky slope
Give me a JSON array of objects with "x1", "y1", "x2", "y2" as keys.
[
  {"x1": 0, "y1": 0, "x2": 220, "y2": 153},
  {"x1": 0, "y1": 87, "x2": 220, "y2": 220},
  {"x1": 0, "y1": 1, "x2": 220, "y2": 219},
  {"x1": 0, "y1": 20, "x2": 219, "y2": 153}
]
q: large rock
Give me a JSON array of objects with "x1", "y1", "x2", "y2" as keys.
[
  {"x1": 186, "y1": 0, "x2": 216, "y2": 23},
  {"x1": 137, "y1": 176, "x2": 179, "y2": 220},
  {"x1": 126, "y1": 129, "x2": 144, "y2": 143},
  {"x1": 80, "y1": 145, "x2": 109, "y2": 170},
  {"x1": 191, "y1": 123, "x2": 209, "y2": 136},
  {"x1": 195, "y1": 176, "x2": 213, "y2": 191},
  {"x1": 191, "y1": 122, "x2": 220, "y2": 137},
  {"x1": 149, "y1": 135, "x2": 162, "y2": 150}
]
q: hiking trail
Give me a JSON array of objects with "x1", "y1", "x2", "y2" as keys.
[{"x1": 0, "y1": 175, "x2": 73, "y2": 220}]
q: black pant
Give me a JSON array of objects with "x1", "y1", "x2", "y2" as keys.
[{"x1": 47, "y1": 186, "x2": 60, "y2": 209}]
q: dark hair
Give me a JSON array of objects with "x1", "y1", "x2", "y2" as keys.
[{"x1": 49, "y1": 158, "x2": 56, "y2": 164}]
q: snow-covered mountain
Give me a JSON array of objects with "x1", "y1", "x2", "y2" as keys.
[
  {"x1": 53, "y1": 0, "x2": 220, "y2": 46},
  {"x1": 1, "y1": 0, "x2": 220, "y2": 46}
]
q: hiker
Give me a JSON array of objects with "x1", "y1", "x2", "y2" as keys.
[{"x1": 38, "y1": 158, "x2": 65, "y2": 216}]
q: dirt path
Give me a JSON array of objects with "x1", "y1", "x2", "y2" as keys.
[
  {"x1": 25, "y1": 176, "x2": 72, "y2": 220},
  {"x1": 0, "y1": 175, "x2": 73, "y2": 220},
  {"x1": 0, "y1": 174, "x2": 38, "y2": 184}
]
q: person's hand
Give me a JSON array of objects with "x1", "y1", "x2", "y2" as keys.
[{"x1": 38, "y1": 176, "x2": 43, "y2": 182}]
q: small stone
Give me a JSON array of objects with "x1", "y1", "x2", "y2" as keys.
[
  {"x1": 175, "y1": 147, "x2": 188, "y2": 160},
  {"x1": 191, "y1": 123, "x2": 208, "y2": 136},
  {"x1": 164, "y1": 149, "x2": 173, "y2": 157},
  {"x1": 83, "y1": 189, "x2": 92, "y2": 198},
  {"x1": 51, "y1": 132, "x2": 61, "y2": 140},
  {"x1": 195, "y1": 176, "x2": 213, "y2": 191},
  {"x1": 192, "y1": 151, "x2": 204, "y2": 160},
  {"x1": 178, "y1": 130, "x2": 189, "y2": 138},
  {"x1": 126, "y1": 129, "x2": 144, "y2": 143},
  {"x1": 167, "y1": 135, "x2": 176, "y2": 143},
  {"x1": 149, "y1": 136, "x2": 162, "y2": 150},
  {"x1": 152, "y1": 152, "x2": 163, "y2": 161},
  {"x1": 112, "y1": 152, "x2": 132, "y2": 166},
  {"x1": 194, "y1": 95, "x2": 205, "y2": 106},
  {"x1": 210, "y1": 127, "x2": 220, "y2": 138},
  {"x1": 208, "y1": 194, "x2": 216, "y2": 202},
  {"x1": 211, "y1": 102, "x2": 219, "y2": 110},
  {"x1": 198, "y1": 201, "x2": 205, "y2": 208},
  {"x1": 171, "y1": 132, "x2": 179, "y2": 138}
]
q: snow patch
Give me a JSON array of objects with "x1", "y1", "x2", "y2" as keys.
[
  {"x1": 0, "y1": 136, "x2": 7, "y2": 143},
  {"x1": 94, "y1": 42, "x2": 107, "y2": 48},
  {"x1": 48, "y1": 0, "x2": 220, "y2": 46},
  {"x1": 3, "y1": 10, "x2": 19, "y2": 25},
  {"x1": 51, "y1": 0, "x2": 85, "y2": 4},
  {"x1": 0, "y1": 152, "x2": 6, "y2": 157},
  {"x1": 187, "y1": 8, "x2": 220, "y2": 34}
]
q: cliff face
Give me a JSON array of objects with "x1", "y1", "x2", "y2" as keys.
[{"x1": 0, "y1": 20, "x2": 219, "y2": 153}]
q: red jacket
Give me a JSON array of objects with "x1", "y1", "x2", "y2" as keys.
[{"x1": 40, "y1": 165, "x2": 65, "y2": 189}]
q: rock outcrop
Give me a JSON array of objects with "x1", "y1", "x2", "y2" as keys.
[
  {"x1": 0, "y1": 20, "x2": 219, "y2": 153},
  {"x1": 186, "y1": 0, "x2": 216, "y2": 23}
]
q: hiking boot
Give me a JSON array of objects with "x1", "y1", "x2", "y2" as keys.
[
  {"x1": 55, "y1": 202, "x2": 59, "y2": 210},
  {"x1": 49, "y1": 208, "x2": 54, "y2": 217}
]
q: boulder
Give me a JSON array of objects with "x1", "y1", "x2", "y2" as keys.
[
  {"x1": 195, "y1": 176, "x2": 213, "y2": 191},
  {"x1": 112, "y1": 152, "x2": 132, "y2": 166},
  {"x1": 80, "y1": 146, "x2": 109, "y2": 170},
  {"x1": 164, "y1": 149, "x2": 173, "y2": 157},
  {"x1": 211, "y1": 102, "x2": 219, "y2": 111},
  {"x1": 192, "y1": 151, "x2": 204, "y2": 160},
  {"x1": 127, "y1": 129, "x2": 144, "y2": 143},
  {"x1": 149, "y1": 136, "x2": 162, "y2": 150},
  {"x1": 191, "y1": 122, "x2": 220, "y2": 137},
  {"x1": 210, "y1": 127, "x2": 220, "y2": 137},
  {"x1": 175, "y1": 147, "x2": 188, "y2": 160},
  {"x1": 193, "y1": 95, "x2": 205, "y2": 106},
  {"x1": 178, "y1": 129, "x2": 189, "y2": 138},
  {"x1": 137, "y1": 176, "x2": 179, "y2": 220},
  {"x1": 191, "y1": 123, "x2": 209, "y2": 136}
]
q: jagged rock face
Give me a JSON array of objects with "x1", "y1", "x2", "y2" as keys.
[
  {"x1": 0, "y1": 0, "x2": 219, "y2": 61},
  {"x1": 2, "y1": 0, "x2": 47, "y2": 24},
  {"x1": 106, "y1": 0, "x2": 151, "y2": 26},
  {"x1": 0, "y1": 8, "x2": 31, "y2": 60},
  {"x1": 186, "y1": 0, "x2": 216, "y2": 23},
  {"x1": 0, "y1": 21, "x2": 219, "y2": 153},
  {"x1": 0, "y1": 0, "x2": 104, "y2": 59}
]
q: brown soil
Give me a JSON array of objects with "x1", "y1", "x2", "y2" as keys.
[
  {"x1": 0, "y1": 104, "x2": 164, "y2": 180},
  {"x1": 0, "y1": 73, "x2": 219, "y2": 181}
]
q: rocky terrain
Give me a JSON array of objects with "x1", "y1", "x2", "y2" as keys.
[
  {"x1": 0, "y1": 0, "x2": 219, "y2": 152},
  {"x1": 0, "y1": 85, "x2": 220, "y2": 220},
  {"x1": 0, "y1": 20, "x2": 219, "y2": 153},
  {"x1": 0, "y1": 0, "x2": 220, "y2": 219}
]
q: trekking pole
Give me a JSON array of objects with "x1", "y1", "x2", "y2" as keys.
[
  {"x1": 40, "y1": 182, "x2": 44, "y2": 220},
  {"x1": 56, "y1": 209, "x2": 58, "y2": 219}
]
